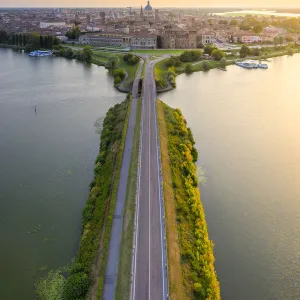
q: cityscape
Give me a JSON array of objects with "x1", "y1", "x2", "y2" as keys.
[{"x1": 0, "y1": 2, "x2": 300, "y2": 300}]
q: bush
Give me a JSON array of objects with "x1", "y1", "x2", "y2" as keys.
[
  {"x1": 240, "y1": 45, "x2": 250, "y2": 58},
  {"x1": 220, "y1": 57, "x2": 227, "y2": 68},
  {"x1": 185, "y1": 63, "x2": 193, "y2": 74},
  {"x1": 123, "y1": 53, "x2": 139, "y2": 65},
  {"x1": 204, "y1": 44, "x2": 216, "y2": 56},
  {"x1": 180, "y1": 50, "x2": 203, "y2": 62},
  {"x1": 211, "y1": 48, "x2": 225, "y2": 61},
  {"x1": 202, "y1": 60, "x2": 211, "y2": 71},
  {"x1": 160, "y1": 102, "x2": 220, "y2": 299},
  {"x1": 63, "y1": 272, "x2": 90, "y2": 300}
]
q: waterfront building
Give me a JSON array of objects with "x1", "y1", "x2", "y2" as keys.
[{"x1": 40, "y1": 19, "x2": 66, "y2": 28}]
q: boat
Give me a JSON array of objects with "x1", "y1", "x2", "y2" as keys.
[
  {"x1": 258, "y1": 63, "x2": 268, "y2": 69},
  {"x1": 235, "y1": 60, "x2": 255, "y2": 69},
  {"x1": 235, "y1": 60, "x2": 268, "y2": 69},
  {"x1": 29, "y1": 50, "x2": 53, "y2": 57}
]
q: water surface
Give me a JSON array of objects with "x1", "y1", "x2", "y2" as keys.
[
  {"x1": 160, "y1": 55, "x2": 300, "y2": 300},
  {"x1": 0, "y1": 49, "x2": 124, "y2": 299}
]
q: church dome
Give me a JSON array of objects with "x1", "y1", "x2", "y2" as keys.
[{"x1": 144, "y1": 1, "x2": 153, "y2": 11}]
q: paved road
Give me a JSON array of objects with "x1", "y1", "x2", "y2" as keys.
[
  {"x1": 102, "y1": 59, "x2": 144, "y2": 300},
  {"x1": 132, "y1": 59, "x2": 167, "y2": 300}
]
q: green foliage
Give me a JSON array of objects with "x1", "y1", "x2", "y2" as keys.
[
  {"x1": 203, "y1": 45, "x2": 216, "y2": 56},
  {"x1": 35, "y1": 269, "x2": 65, "y2": 300},
  {"x1": 0, "y1": 30, "x2": 8, "y2": 43},
  {"x1": 230, "y1": 19, "x2": 238, "y2": 26},
  {"x1": 240, "y1": 45, "x2": 250, "y2": 58},
  {"x1": 66, "y1": 26, "x2": 81, "y2": 40},
  {"x1": 167, "y1": 66, "x2": 177, "y2": 87},
  {"x1": 253, "y1": 24, "x2": 263, "y2": 34},
  {"x1": 82, "y1": 46, "x2": 93, "y2": 62},
  {"x1": 165, "y1": 56, "x2": 182, "y2": 67},
  {"x1": 220, "y1": 57, "x2": 227, "y2": 68},
  {"x1": 202, "y1": 60, "x2": 211, "y2": 71},
  {"x1": 105, "y1": 55, "x2": 120, "y2": 70},
  {"x1": 211, "y1": 48, "x2": 225, "y2": 61},
  {"x1": 63, "y1": 272, "x2": 90, "y2": 300},
  {"x1": 123, "y1": 53, "x2": 139, "y2": 65},
  {"x1": 180, "y1": 50, "x2": 203, "y2": 62},
  {"x1": 185, "y1": 63, "x2": 193, "y2": 74},
  {"x1": 161, "y1": 102, "x2": 220, "y2": 299}
]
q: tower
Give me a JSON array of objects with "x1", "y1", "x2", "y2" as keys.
[{"x1": 140, "y1": 5, "x2": 144, "y2": 19}]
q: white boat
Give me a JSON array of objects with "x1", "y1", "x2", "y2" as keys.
[
  {"x1": 29, "y1": 50, "x2": 53, "y2": 57},
  {"x1": 235, "y1": 60, "x2": 268, "y2": 69},
  {"x1": 258, "y1": 63, "x2": 268, "y2": 69}
]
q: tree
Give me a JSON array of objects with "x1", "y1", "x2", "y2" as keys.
[
  {"x1": 279, "y1": 35, "x2": 285, "y2": 45},
  {"x1": 230, "y1": 19, "x2": 238, "y2": 26},
  {"x1": 185, "y1": 63, "x2": 193, "y2": 74},
  {"x1": 105, "y1": 56, "x2": 119, "y2": 70},
  {"x1": 211, "y1": 48, "x2": 225, "y2": 61},
  {"x1": 204, "y1": 44, "x2": 216, "y2": 56},
  {"x1": 240, "y1": 24, "x2": 251, "y2": 31},
  {"x1": 66, "y1": 26, "x2": 81, "y2": 40},
  {"x1": 273, "y1": 36, "x2": 280, "y2": 47},
  {"x1": 82, "y1": 45, "x2": 92, "y2": 62},
  {"x1": 0, "y1": 30, "x2": 8, "y2": 43},
  {"x1": 202, "y1": 60, "x2": 210, "y2": 71},
  {"x1": 253, "y1": 25, "x2": 263, "y2": 34},
  {"x1": 240, "y1": 45, "x2": 250, "y2": 58},
  {"x1": 63, "y1": 272, "x2": 90, "y2": 300},
  {"x1": 28, "y1": 32, "x2": 41, "y2": 50},
  {"x1": 220, "y1": 57, "x2": 227, "y2": 68},
  {"x1": 180, "y1": 50, "x2": 202, "y2": 62}
]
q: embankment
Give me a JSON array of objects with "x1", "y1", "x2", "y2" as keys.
[
  {"x1": 157, "y1": 100, "x2": 220, "y2": 300},
  {"x1": 36, "y1": 95, "x2": 131, "y2": 300}
]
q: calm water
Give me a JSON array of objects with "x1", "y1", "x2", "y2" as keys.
[
  {"x1": 160, "y1": 55, "x2": 300, "y2": 300},
  {"x1": 217, "y1": 10, "x2": 300, "y2": 17},
  {"x1": 0, "y1": 49, "x2": 124, "y2": 299}
]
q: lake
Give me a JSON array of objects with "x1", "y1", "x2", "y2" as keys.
[
  {"x1": 0, "y1": 49, "x2": 124, "y2": 299},
  {"x1": 160, "y1": 55, "x2": 300, "y2": 300},
  {"x1": 216, "y1": 10, "x2": 300, "y2": 17}
]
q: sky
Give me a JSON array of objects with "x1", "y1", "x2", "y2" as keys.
[{"x1": 0, "y1": 0, "x2": 300, "y2": 8}]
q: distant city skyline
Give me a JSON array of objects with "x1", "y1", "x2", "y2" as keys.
[{"x1": 0, "y1": 0, "x2": 300, "y2": 8}]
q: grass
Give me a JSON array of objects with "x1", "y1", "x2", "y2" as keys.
[
  {"x1": 117, "y1": 54, "x2": 140, "y2": 90},
  {"x1": 115, "y1": 98, "x2": 142, "y2": 300},
  {"x1": 95, "y1": 96, "x2": 132, "y2": 300},
  {"x1": 158, "y1": 101, "x2": 220, "y2": 299},
  {"x1": 132, "y1": 49, "x2": 185, "y2": 56},
  {"x1": 154, "y1": 59, "x2": 169, "y2": 89},
  {"x1": 157, "y1": 100, "x2": 187, "y2": 300}
]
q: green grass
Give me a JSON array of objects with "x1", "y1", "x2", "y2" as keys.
[
  {"x1": 154, "y1": 59, "x2": 169, "y2": 89},
  {"x1": 132, "y1": 49, "x2": 185, "y2": 56},
  {"x1": 117, "y1": 55, "x2": 140, "y2": 90},
  {"x1": 95, "y1": 96, "x2": 132, "y2": 300},
  {"x1": 115, "y1": 98, "x2": 142, "y2": 300}
]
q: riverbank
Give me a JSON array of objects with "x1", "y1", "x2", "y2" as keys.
[
  {"x1": 157, "y1": 100, "x2": 220, "y2": 300},
  {"x1": 154, "y1": 45, "x2": 300, "y2": 92},
  {"x1": 35, "y1": 95, "x2": 131, "y2": 299}
]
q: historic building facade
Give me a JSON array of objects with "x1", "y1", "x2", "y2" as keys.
[{"x1": 161, "y1": 26, "x2": 197, "y2": 49}]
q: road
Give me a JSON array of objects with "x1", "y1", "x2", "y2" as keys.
[
  {"x1": 102, "y1": 59, "x2": 143, "y2": 300},
  {"x1": 131, "y1": 59, "x2": 168, "y2": 300}
]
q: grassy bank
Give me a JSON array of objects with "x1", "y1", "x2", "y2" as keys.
[
  {"x1": 35, "y1": 96, "x2": 131, "y2": 300},
  {"x1": 157, "y1": 101, "x2": 187, "y2": 300},
  {"x1": 154, "y1": 46, "x2": 300, "y2": 91},
  {"x1": 157, "y1": 100, "x2": 220, "y2": 300},
  {"x1": 115, "y1": 98, "x2": 142, "y2": 300},
  {"x1": 94, "y1": 95, "x2": 132, "y2": 300}
]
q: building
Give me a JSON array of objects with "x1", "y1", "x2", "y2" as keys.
[
  {"x1": 161, "y1": 26, "x2": 197, "y2": 49},
  {"x1": 131, "y1": 33, "x2": 157, "y2": 49},
  {"x1": 200, "y1": 33, "x2": 216, "y2": 44},
  {"x1": 40, "y1": 19, "x2": 66, "y2": 29},
  {"x1": 79, "y1": 33, "x2": 131, "y2": 47},
  {"x1": 79, "y1": 32, "x2": 157, "y2": 49}
]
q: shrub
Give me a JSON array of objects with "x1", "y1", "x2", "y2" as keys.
[
  {"x1": 202, "y1": 60, "x2": 211, "y2": 71},
  {"x1": 180, "y1": 50, "x2": 203, "y2": 62},
  {"x1": 123, "y1": 53, "x2": 139, "y2": 65},
  {"x1": 220, "y1": 57, "x2": 227, "y2": 68},
  {"x1": 63, "y1": 272, "x2": 90, "y2": 300},
  {"x1": 211, "y1": 48, "x2": 225, "y2": 61},
  {"x1": 185, "y1": 63, "x2": 193, "y2": 74}
]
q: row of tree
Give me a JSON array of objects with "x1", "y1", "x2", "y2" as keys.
[{"x1": 0, "y1": 30, "x2": 60, "y2": 51}]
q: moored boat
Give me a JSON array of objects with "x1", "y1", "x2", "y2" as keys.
[{"x1": 29, "y1": 50, "x2": 53, "y2": 57}]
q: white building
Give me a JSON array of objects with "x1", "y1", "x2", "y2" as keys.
[
  {"x1": 201, "y1": 33, "x2": 216, "y2": 44},
  {"x1": 79, "y1": 33, "x2": 131, "y2": 47},
  {"x1": 131, "y1": 34, "x2": 157, "y2": 49},
  {"x1": 40, "y1": 19, "x2": 66, "y2": 29}
]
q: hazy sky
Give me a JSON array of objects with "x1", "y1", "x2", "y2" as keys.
[{"x1": 0, "y1": 0, "x2": 299, "y2": 8}]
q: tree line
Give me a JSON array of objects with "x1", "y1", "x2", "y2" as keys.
[{"x1": 0, "y1": 30, "x2": 60, "y2": 51}]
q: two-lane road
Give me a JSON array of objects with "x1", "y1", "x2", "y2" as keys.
[{"x1": 132, "y1": 59, "x2": 167, "y2": 300}]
